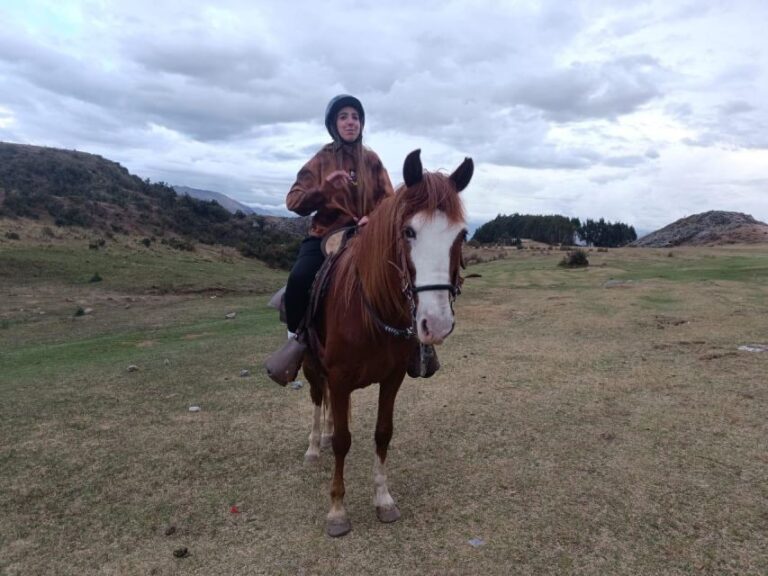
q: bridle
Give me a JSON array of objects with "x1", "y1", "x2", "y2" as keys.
[{"x1": 359, "y1": 238, "x2": 462, "y2": 340}]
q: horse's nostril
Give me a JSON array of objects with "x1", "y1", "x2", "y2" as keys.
[{"x1": 420, "y1": 318, "x2": 429, "y2": 335}]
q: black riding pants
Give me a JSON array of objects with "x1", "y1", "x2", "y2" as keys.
[{"x1": 285, "y1": 236, "x2": 325, "y2": 333}]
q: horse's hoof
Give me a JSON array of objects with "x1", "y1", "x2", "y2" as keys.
[
  {"x1": 304, "y1": 452, "x2": 319, "y2": 465},
  {"x1": 326, "y1": 517, "x2": 352, "y2": 537},
  {"x1": 376, "y1": 505, "x2": 401, "y2": 524}
]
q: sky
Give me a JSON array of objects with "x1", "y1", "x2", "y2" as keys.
[{"x1": 1, "y1": 0, "x2": 767, "y2": 234}]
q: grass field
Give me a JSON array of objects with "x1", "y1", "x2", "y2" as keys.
[{"x1": 1, "y1": 229, "x2": 767, "y2": 575}]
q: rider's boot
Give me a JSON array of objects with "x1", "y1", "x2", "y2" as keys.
[
  {"x1": 265, "y1": 331, "x2": 307, "y2": 386},
  {"x1": 406, "y1": 343, "x2": 440, "y2": 378}
]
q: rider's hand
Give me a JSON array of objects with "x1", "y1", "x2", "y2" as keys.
[
  {"x1": 323, "y1": 170, "x2": 350, "y2": 193},
  {"x1": 356, "y1": 216, "x2": 370, "y2": 227}
]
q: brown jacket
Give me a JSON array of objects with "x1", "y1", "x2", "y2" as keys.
[{"x1": 286, "y1": 144, "x2": 394, "y2": 238}]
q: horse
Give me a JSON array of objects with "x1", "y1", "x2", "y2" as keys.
[{"x1": 300, "y1": 149, "x2": 473, "y2": 537}]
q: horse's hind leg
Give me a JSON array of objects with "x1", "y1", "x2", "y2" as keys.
[
  {"x1": 373, "y1": 376, "x2": 404, "y2": 523},
  {"x1": 305, "y1": 404, "x2": 322, "y2": 464},
  {"x1": 303, "y1": 360, "x2": 324, "y2": 464},
  {"x1": 320, "y1": 385, "x2": 334, "y2": 449}
]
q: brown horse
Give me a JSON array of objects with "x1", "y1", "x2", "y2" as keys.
[{"x1": 301, "y1": 149, "x2": 473, "y2": 537}]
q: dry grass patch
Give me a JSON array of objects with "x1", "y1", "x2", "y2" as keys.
[{"x1": 1, "y1": 245, "x2": 767, "y2": 575}]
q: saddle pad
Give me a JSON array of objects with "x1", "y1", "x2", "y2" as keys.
[{"x1": 321, "y1": 226, "x2": 355, "y2": 257}]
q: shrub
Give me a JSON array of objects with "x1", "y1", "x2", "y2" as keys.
[
  {"x1": 558, "y1": 249, "x2": 589, "y2": 268},
  {"x1": 140, "y1": 237, "x2": 152, "y2": 247},
  {"x1": 89, "y1": 272, "x2": 102, "y2": 283},
  {"x1": 74, "y1": 307, "x2": 86, "y2": 317},
  {"x1": 55, "y1": 205, "x2": 93, "y2": 227},
  {"x1": 4, "y1": 231, "x2": 20, "y2": 240}
]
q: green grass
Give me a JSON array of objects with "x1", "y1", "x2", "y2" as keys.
[
  {"x1": 0, "y1": 238, "x2": 286, "y2": 292},
  {"x1": 0, "y1": 305, "x2": 277, "y2": 383},
  {"x1": 606, "y1": 250, "x2": 768, "y2": 284}
]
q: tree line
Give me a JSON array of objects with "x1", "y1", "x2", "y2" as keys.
[{"x1": 472, "y1": 213, "x2": 637, "y2": 247}]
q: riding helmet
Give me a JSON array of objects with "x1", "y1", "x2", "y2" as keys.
[{"x1": 325, "y1": 94, "x2": 365, "y2": 143}]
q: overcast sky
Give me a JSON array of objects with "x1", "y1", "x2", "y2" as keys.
[{"x1": 2, "y1": 0, "x2": 767, "y2": 232}]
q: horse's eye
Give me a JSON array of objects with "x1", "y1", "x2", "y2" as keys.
[{"x1": 404, "y1": 227, "x2": 416, "y2": 240}]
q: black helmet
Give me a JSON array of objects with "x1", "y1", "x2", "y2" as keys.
[{"x1": 325, "y1": 94, "x2": 365, "y2": 143}]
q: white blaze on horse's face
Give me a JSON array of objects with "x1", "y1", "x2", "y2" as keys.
[{"x1": 406, "y1": 211, "x2": 465, "y2": 345}]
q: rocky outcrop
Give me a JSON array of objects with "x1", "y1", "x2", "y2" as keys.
[{"x1": 632, "y1": 211, "x2": 768, "y2": 247}]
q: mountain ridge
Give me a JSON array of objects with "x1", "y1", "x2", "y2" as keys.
[{"x1": 173, "y1": 185, "x2": 256, "y2": 215}]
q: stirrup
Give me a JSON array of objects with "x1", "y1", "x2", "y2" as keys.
[
  {"x1": 407, "y1": 344, "x2": 440, "y2": 378},
  {"x1": 265, "y1": 337, "x2": 307, "y2": 386}
]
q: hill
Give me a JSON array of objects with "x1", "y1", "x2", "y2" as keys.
[
  {"x1": 173, "y1": 185, "x2": 255, "y2": 215},
  {"x1": 0, "y1": 142, "x2": 307, "y2": 268},
  {"x1": 632, "y1": 211, "x2": 768, "y2": 247}
]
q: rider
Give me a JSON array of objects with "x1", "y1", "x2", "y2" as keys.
[
  {"x1": 266, "y1": 94, "x2": 395, "y2": 385},
  {"x1": 266, "y1": 94, "x2": 442, "y2": 385}
]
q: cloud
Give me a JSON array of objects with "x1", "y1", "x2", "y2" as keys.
[
  {"x1": 507, "y1": 56, "x2": 665, "y2": 122},
  {"x1": 1, "y1": 0, "x2": 768, "y2": 229}
]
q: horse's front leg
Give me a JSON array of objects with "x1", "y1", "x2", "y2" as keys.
[
  {"x1": 373, "y1": 375, "x2": 404, "y2": 523},
  {"x1": 327, "y1": 388, "x2": 352, "y2": 537}
]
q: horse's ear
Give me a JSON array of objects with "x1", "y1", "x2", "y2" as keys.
[
  {"x1": 450, "y1": 157, "x2": 474, "y2": 192},
  {"x1": 403, "y1": 149, "x2": 423, "y2": 188}
]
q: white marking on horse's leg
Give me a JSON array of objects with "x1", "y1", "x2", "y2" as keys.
[
  {"x1": 321, "y1": 421, "x2": 333, "y2": 449},
  {"x1": 304, "y1": 404, "x2": 321, "y2": 463},
  {"x1": 373, "y1": 453, "x2": 396, "y2": 510}
]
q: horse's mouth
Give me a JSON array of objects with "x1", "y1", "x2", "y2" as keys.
[{"x1": 417, "y1": 318, "x2": 455, "y2": 345}]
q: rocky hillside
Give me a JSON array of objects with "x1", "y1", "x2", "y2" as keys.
[
  {"x1": 0, "y1": 141, "x2": 306, "y2": 268},
  {"x1": 632, "y1": 211, "x2": 768, "y2": 247}
]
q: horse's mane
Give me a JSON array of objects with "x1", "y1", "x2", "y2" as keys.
[{"x1": 333, "y1": 171, "x2": 466, "y2": 336}]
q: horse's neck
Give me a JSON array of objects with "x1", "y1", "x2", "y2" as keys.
[{"x1": 352, "y1": 225, "x2": 409, "y2": 327}]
